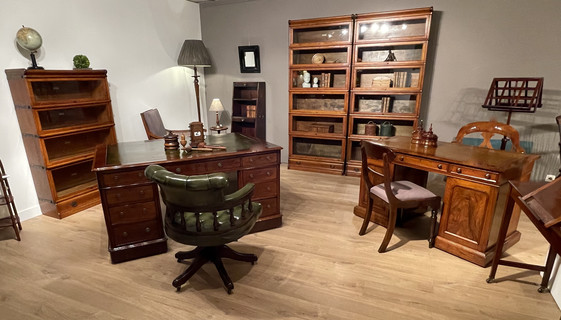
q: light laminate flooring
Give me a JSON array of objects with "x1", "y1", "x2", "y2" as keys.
[{"x1": 0, "y1": 164, "x2": 559, "y2": 319}]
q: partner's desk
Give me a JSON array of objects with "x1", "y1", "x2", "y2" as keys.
[
  {"x1": 93, "y1": 133, "x2": 282, "y2": 263},
  {"x1": 353, "y1": 136, "x2": 539, "y2": 266}
]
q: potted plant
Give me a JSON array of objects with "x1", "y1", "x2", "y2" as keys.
[{"x1": 73, "y1": 54, "x2": 90, "y2": 69}]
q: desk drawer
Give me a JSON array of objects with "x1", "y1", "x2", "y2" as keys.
[
  {"x1": 105, "y1": 185, "x2": 154, "y2": 206},
  {"x1": 168, "y1": 162, "x2": 207, "y2": 175},
  {"x1": 253, "y1": 180, "x2": 278, "y2": 199},
  {"x1": 101, "y1": 169, "x2": 148, "y2": 187},
  {"x1": 242, "y1": 167, "x2": 277, "y2": 183},
  {"x1": 449, "y1": 165, "x2": 498, "y2": 183},
  {"x1": 112, "y1": 220, "x2": 162, "y2": 246},
  {"x1": 396, "y1": 154, "x2": 449, "y2": 174},
  {"x1": 257, "y1": 197, "x2": 279, "y2": 218},
  {"x1": 206, "y1": 158, "x2": 241, "y2": 172},
  {"x1": 109, "y1": 201, "x2": 158, "y2": 225},
  {"x1": 243, "y1": 153, "x2": 278, "y2": 168}
]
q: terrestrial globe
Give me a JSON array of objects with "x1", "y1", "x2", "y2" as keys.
[{"x1": 16, "y1": 26, "x2": 43, "y2": 69}]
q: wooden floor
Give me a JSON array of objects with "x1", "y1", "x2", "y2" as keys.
[{"x1": 0, "y1": 164, "x2": 559, "y2": 319}]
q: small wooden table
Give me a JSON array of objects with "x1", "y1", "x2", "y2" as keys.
[
  {"x1": 93, "y1": 133, "x2": 282, "y2": 263},
  {"x1": 487, "y1": 180, "x2": 561, "y2": 292}
]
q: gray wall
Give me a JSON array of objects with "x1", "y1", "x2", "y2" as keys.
[{"x1": 200, "y1": 0, "x2": 561, "y2": 180}]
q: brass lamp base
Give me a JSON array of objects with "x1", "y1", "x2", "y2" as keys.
[{"x1": 189, "y1": 121, "x2": 205, "y2": 147}]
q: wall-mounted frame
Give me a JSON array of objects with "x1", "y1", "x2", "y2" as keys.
[{"x1": 238, "y1": 45, "x2": 260, "y2": 73}]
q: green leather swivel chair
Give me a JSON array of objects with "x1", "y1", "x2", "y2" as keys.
[{"x1": 145, "y1": 165, "x2": 262, "y2": 294}]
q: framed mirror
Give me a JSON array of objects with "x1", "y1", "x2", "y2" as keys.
[{"x1": 238, "y1": 45, "x2": 260, "y2": 73}]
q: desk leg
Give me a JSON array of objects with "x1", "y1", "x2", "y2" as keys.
[
  {"x1": 539, "y1": 245, "x2": 556, "y2": 293},
  {"x1": 487, "y1": 185, "x2": 516, "y2": 283}
]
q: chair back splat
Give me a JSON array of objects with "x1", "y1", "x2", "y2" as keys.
[
  {"x1": 453, "y1": 120, "x2": 524, "y2": 153},
  {"x1": 145, "y1": 164, "x2": 262, "y2": 294},
  {"x1": 359, "y1": 140, "x2": 441, "y2": 253}
]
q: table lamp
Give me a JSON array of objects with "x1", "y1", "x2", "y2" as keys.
[
  {"x1": 209, "y1": 98, "x2": 224, "y2": 128},
  {"x1": 177, "y1": 39, "x2": 211, "y2": 147}
]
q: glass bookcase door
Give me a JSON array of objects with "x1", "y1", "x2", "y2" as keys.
[
  {"x1": 355, "y1": 42, "x2": 426, "y2": 64},
  {"x1": 290, "y1": 93, "x2": 348, "y2": 113},
  {"x1": 292, "y1": 24, "x2": 352, "y2": 45},
  {"x1": 291, "y1": 47, "x2": 350, "y2": 66},
  {"x1": 292, "y1": 137, "x2": 343, "y2": 159},
  {"x1": 351, "y1": 94, "x2": 419, "y2": 115},
  {"x1": 30, "y1": 79, "x2": 109, "y2": 105},
  {"x1": 291, "y1": 115, "x2": 345, "y2": 137},
  {"x1": 356, "y1": 17, "x2": 428, "y2": 41},
  {"x1": 290, "y1": 69, "x2": 348, "y2": 89},
  {"x1": 353, "y1": 67, "x2": 423, "y2": 90}
]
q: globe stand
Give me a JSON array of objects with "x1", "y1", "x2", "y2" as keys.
[{"x1": 28, "y1": 52, "x2": 43, "y2": 70}]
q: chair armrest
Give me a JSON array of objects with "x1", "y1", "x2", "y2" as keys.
[{"x1": 224, "y1": 183, "x2": 255, "y2": 206}]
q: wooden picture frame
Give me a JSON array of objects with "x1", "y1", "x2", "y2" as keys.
[{"x1": 238, "y1": 45, "x2": 260, "y2": 73}]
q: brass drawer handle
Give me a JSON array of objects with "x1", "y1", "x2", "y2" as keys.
[
  {"x1": 456, "y1": 168, "x2": 462, "y2": 173},
  {"x1": 145, "y1": 227, "x2": 151, "y2": 233},
  {"x1": 113, "y1": 175, "x2": 119, "y2": 180},
  {"x1": 139, "y1": 190, "x2": 145, "y2": 195},
  {"x1": 266, "y1": 171, "x2": 271, "y2": 176},
  {"x1": 485, "y1": 173, "x2": 491, "y2": 179},
  {"x1": 138, "y1": 172, "x2": 143, "y2": 177},
  {"x1": 122, "y1": 231, "x2": 128, "y2": 237},
  {"x1": 266, "y1": 155, "x2": 272, "y2": 161},
  {"x1": 267, "y1": 186, "x2": 271, "y2": 191},
  {"x1": 249, "y1": 158, "x2": 254, "y2": 163},
  {"x1": 266, "y1": 204, "x2": 271, "y2": 209},
  {"x1": 119, "y1": 211, "x2": 125, "y2": 217},
  {"x1": 143, "y1": 207, "x2": 147, "y2": 213},
  {"x1": 400, "y1": 156, "x2": 404, "y2": 161},
  {"x1": 175, "y1": 168, "x2": 181, "y2": 173},
  {"x1": 437, "y1": 164, "x2": 442, "y2": 169},
  {"x1": 217, "y1": 162, "x2": 223, "y2": 168}
]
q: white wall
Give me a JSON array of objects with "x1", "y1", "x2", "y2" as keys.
[{"x1": 0, "y1": 0, "x2": 207, "y2": 221}]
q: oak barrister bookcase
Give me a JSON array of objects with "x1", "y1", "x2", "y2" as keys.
[{"x1": 5, "y1": 69, "x2": 117, "y2": 219}]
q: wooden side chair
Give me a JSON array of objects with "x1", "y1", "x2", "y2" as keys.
[
  {"x1": 359, "y1": 140, "x2": 441, "y2": 252},
  {"x1": 452, "y1": 120, "x2": 525, "y2": 153},
  {"x1": 140, "y1": 108, "x2": 189, "y2": 140},
  {"x1": 0, "y1": 160, "x2": 22, "y2": 241},
  {"x1": 145, "y1": 165, "x2": 262, "y2": 294}
]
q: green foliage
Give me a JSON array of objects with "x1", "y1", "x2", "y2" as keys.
[{"x1": 73, "y1": 55, "x2": 90, "y2": 69}]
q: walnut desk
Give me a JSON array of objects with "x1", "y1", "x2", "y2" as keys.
[
  {"x1": 353, "y1": 136, "x2": 539, "y2": 266},
  {"x1": 93, "y1": 133, "x2": 282, "y2": 263}
]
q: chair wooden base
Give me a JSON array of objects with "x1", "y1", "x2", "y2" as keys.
[{"x1": 173, "y1": 245, "x2": 257, "y2": 294}]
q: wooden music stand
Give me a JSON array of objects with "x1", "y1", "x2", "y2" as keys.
[
  {"x1": 482, "y1": 77, "x2": 543, "y2": 149},
  {"x1": 487, "y1": 178, "x2": 561, "y2": 292}
]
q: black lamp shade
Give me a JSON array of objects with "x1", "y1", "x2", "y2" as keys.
[{"x1": 177, "y1": 40, "x2": 211, "y2": 67}]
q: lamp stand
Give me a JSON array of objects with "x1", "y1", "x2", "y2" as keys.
[
  {"x1": 214, "y1": 112, "x2": 221, "y2": 127},
  {"x1": 189, "y1": 66, "x2": 205, "y2": 147}
]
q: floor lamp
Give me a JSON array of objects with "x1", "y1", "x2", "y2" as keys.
[{"x1": 177, "y1": 40, "x2": 211, "y2": 147}]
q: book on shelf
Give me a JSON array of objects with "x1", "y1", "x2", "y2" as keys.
[{"x1": 245, "y1": 105, "x2": 257, "y2": 118}]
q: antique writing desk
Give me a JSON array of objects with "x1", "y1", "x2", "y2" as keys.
[
  {"x1": 353, "y1": 136, "x2": 539, "y2": 266},
  {"x1": 93, "y1": 133, "x2": 282, "y2": 263}
]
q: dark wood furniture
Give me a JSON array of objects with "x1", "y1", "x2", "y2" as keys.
[
  {"x1": 140, "y1": 108, "x2": 190, "y2": 140},
  {"x1": 231, "y1": 82, "x2": 265, "y2": 140},
  {"x1": 556, "y1": 115, "x2": 561, "y2": 176},
  {"x1": 288, "y1": 8, "x2": 433, "y2": 176},
  {"x1": 210, "y1": 126, "x2": 228, "y2": 134},
  {"x1": 145, "y1": 165, "x2": 261, "y2": 294},
  {"x1": 353, "y1": 136, "x2": 539, "y2": 266},
  {"x1": 359, "y1": 140, "x2": 441, "y2": 252},
  {"x1": 5, "y1": 69, "x2": 117, "y2": 219},
  {"x1": 0, "y1": 160, "x2": 22, "y2": 241},
  {"x1": 452, "y1": 120, "x2": 525, "y2": 153},
  {"x1": 487, "y1": 179, "x2": 561, "y2": 292},
  {"x1": 92, "y1": 133, "x2": 282, "y2": 263}
]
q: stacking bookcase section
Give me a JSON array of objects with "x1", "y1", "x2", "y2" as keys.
[
  {"x1": 288, "y1": 15, "x2": 353, "y2": 174},
  {"x1": 346, "y1": 8, "x2": 432, "y2": 176},
  {"x1": 231, "y1": 82, "x2": 266, "y2": 140},
  {"x1": 5, "y1": 69, "x2": 117, "y2": 218}
]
